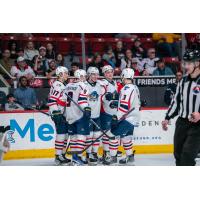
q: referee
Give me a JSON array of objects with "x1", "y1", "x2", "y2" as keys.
[{"x1": 162, "y1": 49, "x2": 200, "y2": 166}]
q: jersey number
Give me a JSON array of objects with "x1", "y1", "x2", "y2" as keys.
[
  {"x1": 123, "y1": 95, "x2": 127, "y2": 100},
  {"x1": 51, "y1": 90, "x2": 59, "y2": 96}
]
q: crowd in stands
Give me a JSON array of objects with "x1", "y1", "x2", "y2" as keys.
[{"x1": 0, "y1": 33, "x2": 182, "y2": 111}]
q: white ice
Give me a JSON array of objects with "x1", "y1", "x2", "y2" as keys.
[
  {"x1": 0, "y1": 154, "x2": 176, "y2": 166},
  {"x1": 1, "y1": 154, "x2": 200, "y2": 166}
]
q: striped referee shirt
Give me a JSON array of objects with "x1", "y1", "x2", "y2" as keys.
[{"x1": 165, "y1": 74, "x2": 200, "y2": 120}]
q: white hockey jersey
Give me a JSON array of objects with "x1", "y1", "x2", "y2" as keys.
[
  {"x1": 100, "y1": 79, "x2": 119, "y2": 116},
  {"x1": 47, "y1": 80, "x2": 66, "y2": 114},
  {"x1": 117, "y1": 83, "x2": 141, "y2": 126},
  {"x1": 85, "y1": 80, "x2": 104, "y2": 119},
  {"x1": 61, "y1": 81, "x2": 89, "y2": 124}
]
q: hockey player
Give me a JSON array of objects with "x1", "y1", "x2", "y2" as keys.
[
  {"x1": 0, "y1": 126, "x2": 10, "y2": 163},
  {"x1": 100, "y1": 65, "x2": 120, "y2": 164},
  {"x1": 47, "y1": 66, "x2": 71, "y2": 165},
  {"x1": 62, "y1": 69, "x2": 91, "y2": 165},
  {"x1": 85, "y1": 67, "x2": 104, "y2": 165},
  {"x1": 104, "y1": 68, "x2": 141, "y2": 165}
]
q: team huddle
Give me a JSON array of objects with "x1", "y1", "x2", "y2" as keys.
[{"x1": 47, "y1": 65, "x2": 141, "y2": 166}]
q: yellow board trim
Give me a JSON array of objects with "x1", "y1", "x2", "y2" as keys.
[{"x1": 3, "y1": 145, "x2": 174, "y2": 160}]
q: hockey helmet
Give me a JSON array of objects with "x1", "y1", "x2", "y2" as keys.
[
  {"x1": 121, "y1": 68, "x2": 135, "y2": 80},
  {"x1": 55, "y1": 66, "x2": 68, "y2": 76},
  {"x1": 87, "y1": 67, "x2": 99, "y2": 76},
  {"x1": 74, "y1": 69, "x2": 87, "y2": 79},
  {"x1": 183, "y1": 49, "x2": 200, "y2": 62},
  {"x1": 102, "y1": 65, "x2": 113, "y2": 74}
]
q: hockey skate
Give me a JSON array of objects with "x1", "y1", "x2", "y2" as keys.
[
  {"x1": 55, "y1": 154, "x2": 72, "y2": 166},
  {"x1": 195, "y1": 153, "x2": 200, "y2": 162},
  {"x1": 72, "y1": 154, "x2": 88, "y2": 166},
  {"x1": 100, "y1": 151, "x2": 110, "y2": 164},
  {"x1": 119, "y1": 154, "x2": 135, "y2": 166},
  {"x1": 103, "y1": 156, "x2": 118, "y2": 165},
  {"x1": 87, "y1": 153, "x2": 98, "y2": 166}
]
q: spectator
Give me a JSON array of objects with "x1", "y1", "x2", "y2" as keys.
[
  {"x1": 132, "y1": 39, "x2": 146, "y2": 58},
  {"x1": 120, "y1": 49, "x2": 135, "y2": 69},
  {"x1": 45, "y1": 59, "x2": 57, "y2": 79},
  {"x1": 164, "y1": 71, "x2": 183, "y2": 105},
  {"x1": 0, "y1": 90, "x2": 6, "y2": 111},
  {"x1": 131, "y1": 58, "x2": 140, "y2": 76},
  {"x1": 141, "y1": 48, "x2": 159, "y2": 76},
  {"x1": 56, "y1": 53, "x2": 65, "y2": 67},
  {"x1": 5, "y1": 94, "x2": 24, "y2": 111},
  {"x1": 24, "y1": 41, "x2": 39, "y2": 61},
  {"x1": 46, "y1": 43, "x2": 56, "y2": 60},
  {"x1": 8, "y1": 41, "x2": 18, "y2": 59},
  {"x1": 33, "y1": 55, "x2": 46, "y2": 76},
  {"x1": 14, "y1": 76, "x2": 37, "y2": 109},
  {"x1": 69, "y1": 62, "x2": 79, "y2": 76},
  {"x1": 153, "y1": 33, "x2": 181, "y2": 57},
  {"x1": 102, "y1": 45, "x2": 116, "y2": 68},
  {"x1": 17, "y1": 48, "x2": 24, "y2": 58},
  {"x1": 38, "y1": 46, "x2": 49, "y2": 71},
  {"x1": 114, "y1": 41, "x2": 125, "y2": 67},
  {"x1": 88, "y1": 53, "x2": 104, "y2": 75},
  {"x1": 10, "y1": 56, "x2": 35, "y2": 80},
  {"x1": 0, "y1": 49, "x2": 14, "y2": 76},
  {"x1": 152, "y1": 58, "x2": 174, "y2": 76},
  {"x1": 64, "y1": 53, "x2": 80, "y2": 69}
]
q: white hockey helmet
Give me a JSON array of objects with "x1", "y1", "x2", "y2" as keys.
[
  {"x1": 121, "y1": 68, "x2": 135, "y2": 79},
  {"x1": 87, "y1": 67, "x2": 99, "y2": 76},
  {"x1": 56, "y1": 66, "x2": 68, "y2": 76},
  {"x1": 74, "y1": 69, "x2": 87, "y2": 79},
  {"x1": 102, "y1": 65, "x2": 113, "y2": 74}
]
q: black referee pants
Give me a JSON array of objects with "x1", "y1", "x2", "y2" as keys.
[{"x1": 174, "y1": 117, "x2": 200, "y2": 166}]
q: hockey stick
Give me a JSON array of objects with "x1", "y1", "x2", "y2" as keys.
[
  {"x1": 64, "y1": 92, "x2": 115, "y2": 140},
  {"x1": 67, "y1": 106, "x2": 135, "y2": 155},
  {"x1": 14, "y1": 101, "x2": 51, "y2": 117}
]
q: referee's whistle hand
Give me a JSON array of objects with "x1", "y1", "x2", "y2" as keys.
[
  {"x1": 189, "y1": 112, "x2": 200, "y2": 123},
  {"x1": 162, "y1": 120, "x2": 169, "y2": 131}
]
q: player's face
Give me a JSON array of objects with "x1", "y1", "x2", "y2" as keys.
[
  {"x1": 104, "y1": 70, "x2": 114, "y2": 80},
  {"x1": 62, "y1": 72, "x2": 68, "y2": 81},
  {"x1": 89, "y1": 73, "x2": 99, "y2": 83},
  {"x1": 80, "y1": 75, "x2": 86, "y2": 82},
  {"x1": 183, "y1": 61, "x2": 196, "y2": 75}
]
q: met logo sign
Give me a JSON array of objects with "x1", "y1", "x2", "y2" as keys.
[{"x1": 10, "y1": 119, "x2": 55, "y2": 142}]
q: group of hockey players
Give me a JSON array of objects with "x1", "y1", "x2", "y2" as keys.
[{"x1": 47, "y1": 64, "x2": 141, "y2": 166}]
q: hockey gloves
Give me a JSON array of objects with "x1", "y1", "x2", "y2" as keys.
[
  {"x1": 111, "y1": 115, "x2": 118, "y2": 130},
  {"x1": 105, "y1": 92, "x2": 119, "y2": 101},
  {"x1": 84, "y1": 107, "x2": 91, "y2": 119},
  {"x1": 110, "y1": 100, "x2": 118, "y2": 109},
  {"x1": 52, "y1": 110, "x2": 63, "y2": 125}
]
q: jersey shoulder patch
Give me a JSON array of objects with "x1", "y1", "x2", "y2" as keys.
[{"x1": 124, "y1": 85, "x2": 130, "y2": 90}]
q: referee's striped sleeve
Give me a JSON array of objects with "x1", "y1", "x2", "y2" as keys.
[{"x1": 165, "y1": 80, "x2": 181, "y2": 120}]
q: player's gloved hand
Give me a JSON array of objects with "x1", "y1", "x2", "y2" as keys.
[
  {"x1": 83, "y1": 107, "x2": 91, "y2": 119},
  {"x1": 105, "y1": 92, "x2": 119, "y2": 101},
  {"x1": 111, "y1": 115, "x2": 118, "y2": 129},
  {"x1": 52, "y1": 110, "x2": 63, "y2": 125},
  {"x1": 110, "y1": 101, "x2": 118, "y2": 109},
  {"x1": 105, "y1": 92, "x2": 113, "y2": 101}
]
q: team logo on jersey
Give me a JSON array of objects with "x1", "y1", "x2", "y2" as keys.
[
  {"x1": 6, "y1": 130, "x2": 15, "y2": 143},
  {"x1": 193, "y1": 86, "x2": 200, "y2": 94},
  {"x1": 89, "y1": 91, "x2": 99, "y2": 101},
  {"x1": 124, "y1": 86, "x2": 130, "y2": 90}
]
